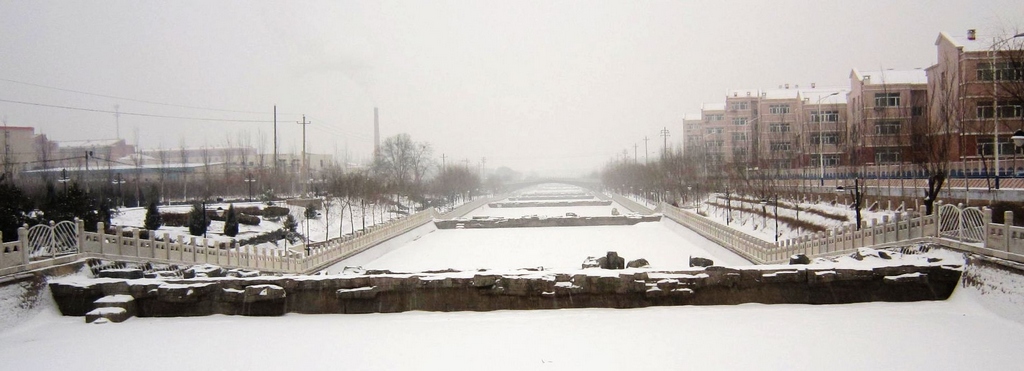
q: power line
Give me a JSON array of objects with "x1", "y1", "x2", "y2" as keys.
[
  {"x1": 0, "y1": 98, "x2": 276, "y2": 123},
  {"x1": 0, "y1": 77, "x2": 290, "y2": 115}
]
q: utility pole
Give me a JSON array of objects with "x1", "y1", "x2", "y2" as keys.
[
  {"x1": 633, "y1": 143, "x2": 638, "y2": 163},
  {"x1": 273, "y1": 105, "x2": 278, "y2": 173},
  {"x1": 643, "y1": 136, "x2": 650, "y2": 164},
  {"x1": 84, "y1": 151, "x2": 91, "y2": 192},
  {"x1": 660, "y1": 127, "x2": 670, "y2": 158},
  {"x1": 114, "y1": 104, "x2": 120, "y2": 140},
  {"x1": 481, "y1": 157, "x2": 486, "y2": 179},
  {"x1": 441, "y1": 153, "x2": 446, "y2": 170},
  {"x1": 297, "y1": 115, "x2": 311, "y2": 194}
]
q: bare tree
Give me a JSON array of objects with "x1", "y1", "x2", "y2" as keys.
[
  {"x1": 373, "y1": 133, "x2": 433, "y2": 200},
  {"x1": 918, "y1": 56, "x2": 967, "y2": 215}
]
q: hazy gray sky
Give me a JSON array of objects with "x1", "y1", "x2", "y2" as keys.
[{"x1": 2, "y1": 1, "x2": 1022, "y2": 176}]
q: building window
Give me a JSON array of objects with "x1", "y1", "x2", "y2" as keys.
[
  {"x1": 770, "y1": 159, "x2": 790, "y2": 169},
  {"x1": 730, "y1": 102, "x2": 749, "y2": 110},
  {"x1": 733, "y1": 147, "x2": 748, "y2": 156},
  {"x1": 977, "y1": 62, "x2": 1023, "y2": 81},
  {"x1": 768, "y1": 123, "x2": 791, "y2": 133},
  {"x1": 811, "y1": 133, "x2": 841, "y2": 145},
  {"x1": 769, "y1": 141, "x2": 792, "y2": 151},
  {"x1": 810, "y1": 155, "x2": 841, "y2": 167},
  {"x1": 874, "y1": 92, "x2": 900, "y2": 107},
  {"x1": 732, "y1": 118, "x2": 748, "y2": 125},
  {"x1": 705, "y1": 127, "x2": 723, "y2": 134},
  {"x1": 706, "y1": 114, "x2": 724, "y2": 122},
  {"x1": 912, "y1": 106, "x2": 924, "y2": 117},
  {"x1": 874, "y1": 121, "x2": 901, "y2": 135},
  {"x1": 977, "y1": 137, "x2": 1022, "y2": 156},
  {"x1": 977, "y1": 102, "x2": 1023, "y2": 118},
  {"x1": 810, "y1": 110, "x2": 839, "y2": 122},
  {"x1": 875, "y1": 148, "x2": 901, "y2": 164},
  {"x1": 706, "y1": 140, "x2": 724, "y2": 151},
  {"x1": 769, "y1": 104, "x2": 790, "y2": 114},
  {"x1": 732, "y1": 133, "x2": 747, "y2": 141}
]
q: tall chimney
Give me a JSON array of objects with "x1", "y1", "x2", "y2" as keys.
[{"x1": 373, "y1": 107, "x2": 380, "y2": 159}]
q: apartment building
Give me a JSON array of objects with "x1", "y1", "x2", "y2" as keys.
[
  {"x1": 723, "y1": 90, "x2": 758, "y2": 166},
  {"x1": 696, "y1": 103, "x2": 728, "y2": 164},
  {"x1": 800, "y1": 88, "x2": 849, "y2": 172},
  {"x1": 755, "y1": 87, "x2": 804, "y2": 170},
  {"x1": 681, "y1": 113, "x2": 702, "y2": 155},
  {"x1": 848, "y1": 69, "x2": 928, "y2": 166},
  {"x1": 928, "y1": 30, "x2": 1024, "y2": 173}
]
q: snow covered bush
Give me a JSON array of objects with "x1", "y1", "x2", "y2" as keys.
[
  {"x1": 223, "y1": 204, "x2": 239, "y2": 237},
  {"x1": 144, "y1": 202, "x2": 162, "y2": 231}
]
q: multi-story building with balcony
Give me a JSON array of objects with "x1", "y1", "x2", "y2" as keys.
[
  {"x1": 848, "y1": 68, "x2": 928, "y2": 169},
  {"x1": 800, "y1": 88, "x2": 849, "y2": 180},
  {"x1": 697, "y1": 103, "x2": 728, "y2": 165},
  {"x1": 722, "y1": 90, "x2": 758, "y2": 166},
  {"x1": 928, "y1": 30, "x2": 1024, "y2": 181}
]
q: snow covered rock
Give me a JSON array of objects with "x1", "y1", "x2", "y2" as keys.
[
  {"x1": 789, "y1": 254, "x2": 811, "y2": 265},
  {"x1": 601, "y1": 251, "x2": 625, "y2": 270},
  {"x1": 689, "y1": 256, "x2": 714, "y2": 268},
  {"x1": 85, "y1": 307, "x2": 130, "y2": 324},
  {"x1": 581, "y1": 256, "x2": 601, "y2": 269},
  {"x1": 337, "y1": 286, "x2": 378, "y2": 300},
  {"x1": 626, "y1": 258, "x2": 650, "y2": 268},
  {"x1": 243, "y1": 284, "x2": 286, "y2": 303},
  {"x1": 98, "y1": 268, "x2": 144, "y2": 280},
  {"x1": 184, "y1": 264, "x2": 225, "y2": 278}
]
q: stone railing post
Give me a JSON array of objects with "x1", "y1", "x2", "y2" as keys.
[
  {"x1": 97, "y1": 222, "x2": 106, "y2": 254},
  {"x1": 76, "y1": 218, "x2": 85, "y2": 254},
  {"x1": 1003, "y1": 210, "x2": 1013, "y2": 252},
  {"x1": 115, "y1": 225, "x2": 124, "y2": 256},
  {"x1": 18, "y1": 227, "x2": 29, "y2": 264},
  {"x1": 982, "y1": 207, "x2": 992, "y2": 249}
]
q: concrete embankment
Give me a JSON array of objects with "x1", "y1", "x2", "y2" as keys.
[{"x1": 49, "y1": 263, "x2": 961, "y2": 319}]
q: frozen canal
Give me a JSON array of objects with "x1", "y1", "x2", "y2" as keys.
[
  {"x1": 2, "y1": 184, "x2": 1023, "y2": 371},
  {"x1": 329, "y1": 185, "x2": 751, "y2": 272}
]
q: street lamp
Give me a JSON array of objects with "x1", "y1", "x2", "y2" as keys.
[
  {"x1": 244, "y1": 173, "x2": 256, "y2": 202},
  {"x1": 1012, "y1": 129, "x2": 1024, "y2": 178},
  {"x1": 990, "y1": 32, "x2": 1024, "y2": 189},
  {"x1": 58, "y1": 168, "x2": 70, "y2": 195},
  {"x1": 687, "y1": 185, "x2": 693, "y2": 208},
  {"x1": 817, "y1": 92, "x2": 840, "y2": 187},
  {"x1": 759, "y1": 198, "x2": 768, "y2": 230},
  {"x1": 112, "y1": 173, "x2": 126, "y2": 208}
]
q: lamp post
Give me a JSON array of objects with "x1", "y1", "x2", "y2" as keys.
[
  {"x1": 817, "y1": 92, "x2": 840, "y2": 187},
  {"x1": 1012, "y1": 129, "x2": 1024, "y2": 178},
  {"x1": 773, "y1": 194, "x2": 779, "y2": 242},
  {"x1": 201, "y1": 200, "x2": 207, "y2": 239},
  {"x1": 58, "y1": 168, "x2": 70, "y2": 195},
  {"x1": 687, "y1": 185, "x2": 692, "y2": 208},
  {"x1": 990, "y1": 32, "x2": 1024, "y2": 189},
  {"x1": 112, "y1": 173, "x2": 126, "y2": 208},
  {"x1": 244, "y1": 173, "x2": 256, "y2": 202},
  {"x1": 759, "y1": 198, "x2": 768, "y2": 230}
]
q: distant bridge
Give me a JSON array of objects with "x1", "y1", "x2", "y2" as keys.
[{"x1": 505, "y1": 178, "x2": 604, "y2": 192}]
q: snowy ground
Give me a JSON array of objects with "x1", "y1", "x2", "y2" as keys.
[
  {"x1": 1, "y1": 267, "x2": 1023, "y2": 371},
  {"x1": 339, "y1": 220, "x2": 749, "y2": 272},
  {"x1": 622, "y1": 193, "x2": 899, "y2": 243},
  {"x1": 111, "y1": 201, "x2": 402, "y2": 251}
]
